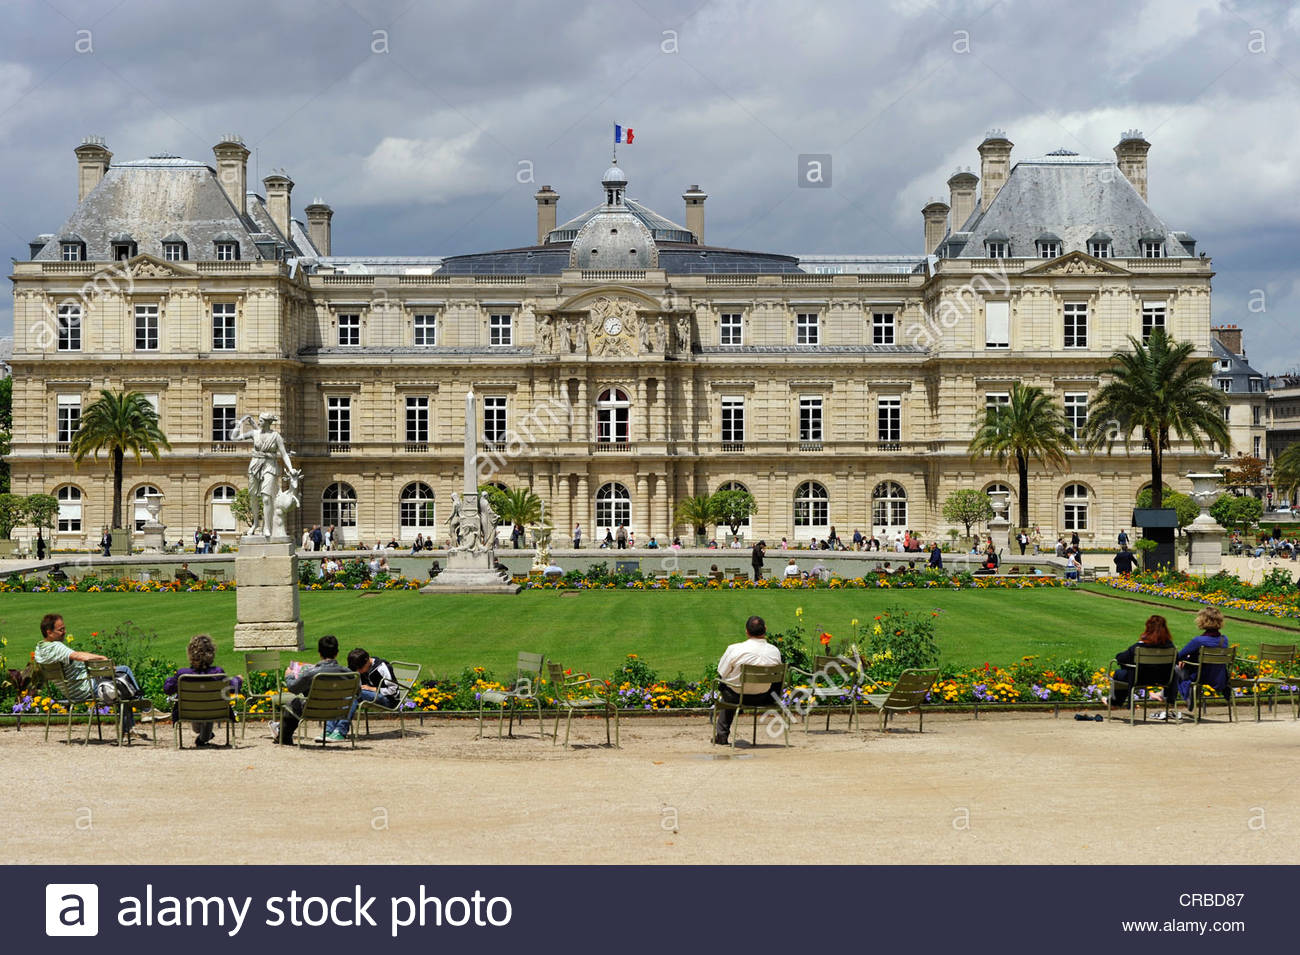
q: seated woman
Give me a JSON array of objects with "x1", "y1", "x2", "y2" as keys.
[
  {"x1": 1174, "y1": 607, "x2": 1230, "y2": 714},
  {"x1": 783, "y1": 558, "x2": 800, "y2": 579},
  {"x1": 1109, "y1": 614, "x2": 1177, "y2": 709},
  {"x1": 163, "y1": 633, "x2": 243, "y2": 746}
]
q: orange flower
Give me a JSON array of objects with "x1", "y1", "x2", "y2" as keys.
[{"x1": 819, "y1": 631, "x2": 832, "y2": 646}]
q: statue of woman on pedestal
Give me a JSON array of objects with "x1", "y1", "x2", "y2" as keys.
[{"x1": 230, "y1": 412, "x2": 296, "y2": 538}]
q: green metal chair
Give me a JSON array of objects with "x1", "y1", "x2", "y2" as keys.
[
  {"x1": 478, "y1": 652, "x2": 548, "y2": 739},
  {"x1": 359, "y1": 661, "x2": 422, "y2": 738},
  {"x1": 39, "y1": 661, "x2": 101, "y2": 744},
  {"x1": 1242, "y1": 644, "x2": 1298, "y2": 721},
  {"x1": 84, "y1": 659, "x2": 155, "y2": 746},
  {"x1": 292, "y1": 672, "x2": 361, "y2": 748},
  {"x1": 789, "y1": 653, "x2": 863, "y2": 733},
  {"x1": 710, "y1": 663, "x2": 789, "y2": 748},
  {"x1": 863, "y1": 667, "x2": 939, "y2": 732},
  {"x1": 174, "y1": 674, "x2": 237, "y2": 748},
  {"x1": 1106, "y1": 646, "x2": 1177, "y2": 725},
  {"x1": 1184, "y1": 645, "x2": 1237, "y2": 724},
  {"x1": 546, "y1": 663, "x2": 619, "y2": 748},
  {"x1": 241, "y1": 650, "x2": 283, "y2": 740}
]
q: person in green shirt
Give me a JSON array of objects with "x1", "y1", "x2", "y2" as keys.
[{"x1": 34, "y1": 613, "x2": 145, "y2": 738}]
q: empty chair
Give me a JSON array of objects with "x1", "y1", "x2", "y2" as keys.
[
  {"x1": 1243, "y1": 644, "x2": 1299, "y2": 721},
  {"x1": 241, "y1": 650, "x2": 283, "y2": 740},
  {"x1": 863, "y1": 667, "x2": 939, "y2": 732},
  {"x1": 547, "y1": 662, "x2": 619, "y2": 748},
  {"x1": 478, "y1": 652, "x2": 548, "y2": 740},
  {"x1": 789, "y1": 653, "x2": 863, "y2": 733}
]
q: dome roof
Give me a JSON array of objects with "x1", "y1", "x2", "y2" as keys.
[
  {"x1": 570, "y1": 210, "x2": 656, "y2": 269},
  {"x1": 602, "y1": 163, "x2": 627, "y2": 186}
]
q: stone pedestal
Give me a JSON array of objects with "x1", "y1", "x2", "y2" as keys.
[
  {"x1": 420, "y1": 549, "x2": 521, "y2": 594},
  {"x1": 233, "y1": 536, "x2": 304, "y2": 651},
  {"x1": 139, "y1": 521, "x2": 167, "y2": 554},
  {"x1": 1186, "y1": 524, "x2": 1225, "y2": 574}
]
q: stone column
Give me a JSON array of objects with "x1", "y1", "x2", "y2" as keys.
[
  {"x1": 636, "y1": 473, "x2": 649, "y2": 538},
  {"x1": 233, "y1": 537, "x2": 304, "y2": 651},
  {"x1": 577, "y1": 472, "x2": 591, "y2": 530}
]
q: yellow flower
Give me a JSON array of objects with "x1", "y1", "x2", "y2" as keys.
[{"x1": 795, "y1": 607, "x2": 803, "y2": 618}]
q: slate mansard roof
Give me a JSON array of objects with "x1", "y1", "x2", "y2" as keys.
[
  {"x1": 32, "y1": 156, "x2": 315, "y2": 261},
  {"x1": 941, "y1": 152, "x2": 1195, "y2": 260}
]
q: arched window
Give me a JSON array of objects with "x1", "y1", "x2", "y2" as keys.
[
  {"x1": 1063, "y1": 483, "x2": 1089, "y2": 531},
  {"x1": 210, "y1": 484, "x2": 238, "y2": 533},
  {"x1": 595, "y1": 482, "x2": 631, "y2": 532},
  {"x1": 872, "y1": 481, "x2": 908, "y2": 530},
  {"x1": 322, "y1": 482, "x2": 358, "y2": 535},
  {"x1": 715, "y1": 480, "x2": 752, "y2": 533},
  {"x1": 793, "y1": 481, "x2": 829, "y2": 532},
  {"x1": 132, "y1": 484, "x2": 161, "y2": 531},
  {"x1": 596, "y1": 388, "x2": 630, "y2": 444},
  {"x1": 400, "y1": 482, "x2": 436, "y2": 532},
  {"x1": 56, "y1": 485, "x2": 82, "y2": 533}
]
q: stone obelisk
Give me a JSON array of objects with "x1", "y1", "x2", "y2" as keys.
[{"x1": 420, "y1": 389, "x2": 521, "y2": 594}]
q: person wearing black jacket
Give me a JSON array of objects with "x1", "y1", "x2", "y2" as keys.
[
  {"x1": 750, "y1": 540, "x2": 766, "y2": 581},
  {"x1": 274, "y1": 634, "x2": 350, "y2": 744},
  {"x1": 1108, "y1": 615, "x2": 1178, "y2": 709}
]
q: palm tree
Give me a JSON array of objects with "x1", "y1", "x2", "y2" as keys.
[
  {"x1": 492, "y1": 486, "x2": 545, "y2": 528},
  {"x1": 68, "y1": 390, "x2": 171, "y2": 529},
  {"x1": 1081, "y1": 330, "x2": 1228, "y2": 508},
  {"x1": 674, "y1": 493, "x2": 715, "y2": 542},
  {"x1": 968, "y1": 382, "x2": 1076, "y2": 529},
  {"x1": 1273, "y1": 444, "x2": 1300, "y2": 503}
]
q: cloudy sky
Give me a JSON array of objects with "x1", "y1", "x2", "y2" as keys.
[{"x1": 2, "y1": 0, "x2": 1298, "y2": 367}]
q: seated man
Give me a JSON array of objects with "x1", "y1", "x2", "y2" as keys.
[
  {"x1": 174, "y1": 562, "x2": 199, "y2": 583},
  {"x1": 713, "y1": 615, "x2": 783, "y2": 746},
  {"x1": 34, "y1": 613, "x2": 146, "y2": 739},
  {"x1": 326, "y1": 647, "x2": 403, "y2": 739},
  {"x1": 782, "y1": 558, "x2": 800, "y2": 579},
  {"x1": 273, "y1": 634, "x2": 351, "y2": 744}
]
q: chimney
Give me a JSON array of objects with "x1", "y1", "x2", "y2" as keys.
[
  {"x1": 74, "y1": 136, "x2": 112, "y2": 202},
  {"x1": 682, "y1": 184, "x2": 707, "y2": 244},
  {"x1": 262, "y1": 171, "x2": 293, "y2": 239},
  {"x1": 977, "y1": 130, "x2": 1013, "y2": 212},
  {"x1": 533, "y1": 184, "x2": 559, "y2": 244},
  {"x1": 213, "y1": 135, "x2": 250, "y2": 215},
  {"x1": 922, "y1": 199, "x2": 950, "y2": 254},
  {"x1": 304, "y1": 199, "x2": 333, "y2": 256},
  {"x1": 946, "y1": 168, "x2": 978, "y2": 231},
  {"x1": 1114, "y1": 129, "x2": 1151, "y2": 201},
  {"x1": 1212, "y1": 324, "x2": 1242, "y2": 356}
]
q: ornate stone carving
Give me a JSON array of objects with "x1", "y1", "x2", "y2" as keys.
[
  {"x1": 230, "y1": 412, "x2": 297, "y2": 538},
  {"x1": 535, "y1": 314, "x2": 554, "y2": 353},
  {"x1": 1052, "y1": 258, "x2": 1106, "y2": 275},
  {"x1": 587, "y1": 296, "x2": 640, "y2": 357}
]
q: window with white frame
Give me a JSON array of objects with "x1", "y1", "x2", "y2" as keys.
[
  {"x1": 483, "y1": 395, "x2": 508, "y2": 442},
  {"x1": 1036, "y1": 240, "x2": 1061, "y2": 259},
  {"x1": 1219, "y1": 379, "x2": 1232, "y2": 393},
  {"x1": 1140, "y1": 239, "x2": 1163, "y2": 258},
  {"x1": 595, "y1": 388, "x2": 629, "y2": 444},
  {"x1": 1252, "y1": 406, "x2": 1262, "y2": 426},
  {"x1": 1087, "y1": 239, "x2": 1111, "y2": 258},
  {"x1": 132, "y1": 485, "x2": 161, "y2": 531},
  {"x1": 986, "y1": 241, "x2": 1008, "y2": 258},
  {"x1": 134, "y1": 304, "x2": 159, "y2": 350},
  {"x1": 337, "y1": 313, "x2": 360, "y2": 347},
  {"x1": 57, "y1": 304, "x2": 81, "y2": 350},
  {"x1": 877, "y1": 396, "x2": 901, "y2": 443},
  {"x1": 1063, "y1": 302, "x2": 1088, "y2": 348},
  {"x1": 1064, "y1": 392, "x2": 1088, "y2": 439},
  {"x1": 212, "y1": 302, "x2": 236, "y2": 350},
  {"x1": 1254, "y1": 436, "x2": 1262, "y2": 457},
  {"x1": 405, "y1": 396, "x2": 429, "y2": 444},
  {"x1": 796, "y1": 312, "x2": 819, "y2": 346},
  {"x1": 61, "y1": 242, "x2": 84, "y2": 262},
  {"x1": 1063, "y1": 483, "x2": 1089, "y2": 530},
  {"x1": 211, "y1": 393, "x2": 237, "y2": 442},
  {"x1": 872, "y1": 481, "x2": 908, "y2": 529},
  {"x1": 985, "y1": 301, "x2": 1009, "y2": 349},
  {"x1": 57, "y1": 486, "x2": 82, "y2": 532},
  {"x1": 872, "y1": 312, "x2": 896, "y2": 346},
  {"x1": 721, "y1": 397, "x2": 745, "y2": 444},
  {"x1": 322, "y1": 482, "x2": 357, "y2": 530},
  {"x1": 799, "y1": 396, "x2": 823, "y2": 442},
  {"x1": 400, "y1": 482, "x2": 436, "y2": 532},
  {"x1": 489, "y1": 313, "x2": 513, "y2": 346},
  {"x1": 794, "y1": 481, "x2": 829, "y2": 529},
  {"x1": 163, "y1": 242, "x2": 187, "y2": 261},
  {"x1": 57, "y1": 395, "x2": 81, "y2": 444},
  {"x1": 413, "y1": 313, "x2": 437, "y2": 347},
  {"x1": 1141, "y1": 302, "x2": 1166, "y2": 342},
  {"x1": 215, "y1": 241, "x2": 239, "y2": 261},
  {"x1": 210, "y1": 485, "x2": 237, "y2": 533},
  {"x1": 595, "y1": 482, "x2": 631, "y2": 531},
  {"x1": 720, "y1": 312, "x2": 743, "y2": 346},
  {"x1": 327, "y1": 396, "x2": 351, "y2": 444},
  {"x1": 1221, "y1": 406, "x2": 1230, "y2": 422},
  {"x1": 985, "y1": 392, "x2": 1011, "y2": 413}
]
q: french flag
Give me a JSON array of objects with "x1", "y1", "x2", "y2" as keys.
[{"x1": 614, "y1": 124, "x2": 634, "y2": 144}]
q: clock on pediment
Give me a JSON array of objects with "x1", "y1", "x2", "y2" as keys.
[{"x1": 587, "y1": 296, "x2": 640, "y2": 357}]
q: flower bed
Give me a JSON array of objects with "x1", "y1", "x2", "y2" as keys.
[{"x1": 1098, "y1": 568, "x2": 1300, "y2": 621}]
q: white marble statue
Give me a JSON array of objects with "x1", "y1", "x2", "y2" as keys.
[
  {"x1": 230, "y1": 412, "x2": 295, "y2": 538},
  {"x1": 270, "y1": 466, "x2": 303, "y2": 539}
]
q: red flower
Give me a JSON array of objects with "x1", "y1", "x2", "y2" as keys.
[{"x1": 819, "y1": 632, "x2": 832, "y2": 646}]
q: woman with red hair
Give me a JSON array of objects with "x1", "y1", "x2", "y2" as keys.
[{"x1": 1107, "y1": 615, "x2": 1178, "y2": 709}]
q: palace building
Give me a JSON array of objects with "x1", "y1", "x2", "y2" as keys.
[{"x1": 8, "y1": 130, "x2": 1218, "y2": 547}]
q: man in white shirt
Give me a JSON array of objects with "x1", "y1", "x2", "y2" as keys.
[
  {"x1": 713, "y1": 615, "x2": 783, "y2": 745},
  {"x1": 782, "y1": 558, "x2": 800, "y2": 579}
]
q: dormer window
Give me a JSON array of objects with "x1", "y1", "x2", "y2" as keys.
[
  {"x1": 1035, "y1": 233, "x2": 1061, "y2": 259},
  {"x1": 163, "y1": 242, "x2": 187, "y2": 261},
  {"x1": 1086, "y1": 235, "x2": 1111, "y2": 258},
  {"x1": 61, "y1": 241, "x2": 85, "y2": 261},
  {"x1": 215, "y1": 241, "x2": 239, "y2": 261},
  {"x1": 1140, "y1": 239, "x2": 1163, "y2": 258},
  {"x1": 984, "y1": 231, "x2": 1010, "y2": 259},
  {"x1": 111, "y1": 241, "x2": 137, "y2": 261},
  {"x1": 986, "y1": 241, "x2": 1008, "y2": 258}
]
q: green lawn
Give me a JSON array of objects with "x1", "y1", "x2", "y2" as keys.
[{"x1": 3, "y1": 587, "x2": 1294, "y2": 681}]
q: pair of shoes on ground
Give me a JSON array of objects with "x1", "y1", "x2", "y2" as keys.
[
  {"x1": 125, "y1": 727, "x2": 150, "y2": 740},
  {"x1": 194, "y1": 732, "x2": 216, "y2": 746},
  {"x1": 313, "y1": 731, "x2": 348, "y2": 743},
  {"x1": 1150, "y1": 710, "x2": 1191, "y2": 722}
]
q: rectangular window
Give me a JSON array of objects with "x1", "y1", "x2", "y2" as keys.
[
  {"x1": 211, "y1": 393, "x2": 237, "y2": 442},
  {"x1": 483, "y1": 396, "x2": 507, "y2": 442},
  {"x1": 61, "y1": 243, "x2": 82, "y2": 262},
  {"x1": 985, "y1": 301, "x2": 1009, "y2": 349},
  {"x1": 1141, "y1": 240, "x2": 1163, "y2": 258},
  {"x1": 1064, "y1": 500, "x2": 1088, "y2": 531},
  {"x1": 877, "y1": 396, "x2": 901, "y2": 442},
  {"x1": 1037, "y1": 241, "x2": 1060, "y2": 259},
  {"x1": 1087, "y1": 240, "x2": 1111, "y2": 258},
  {"x1": 872, "y1": 312, "x2": 896, "y2": 346},
  {"x1": 212, "y1": 302, "x2": 236, "y2": 350},
  {"x1": 1220, "y1": 379, "x2": 1232, "y2": 393},
  {"x1": 57, "y1": 395, "x2": 81, "y2": 445},
  {"x1": 1063, "y1": 303, "x2": 1088, "y2": 348},
  {"x1": 796, "y1": 312, "x2": 819, "y2": 346},
  {"x1": 134, "y1": 304, "x2": 159, "y2": 350},
  {"x1": 327, "y1": 396, "x2": 351, "y2": 444},
  {"x1": 1141, "y1": 302, "x2": 1166, "y2": 342},
  {"x1": 413, "y1": 314, "x2": 437, "y2": 347},
  {"x1": 57, "y1": 304, "x2": 81, "y2": 350},
  {"x1": 405, "y1": 396, "x2": 429, "y2": 443},
  {"x1": 1064, "y1": 392, "x2": 1088, "y2": 439},
  {"x1": 986, "y1": 242, "x2": 1007, "y2": 258},
  {"x1": 112, "y1": 242, "x2": 135, "y2": 261},
  {"x1": 719, "y1": 312, "x2": 743, "y2": 346},
  {"x1": 799, "y1": 396, "x2": 823, "y2": 442},
  {"x1": 985, "y1": 392, "x2": 1011, "y2": 414},
  {"x1": 489, "y1": 313, "x2": 513, "y2": 347},
  {"x1": 163, "y1": 242, "x2": 185, "y2": 261},
  {"x1": 1252, "y1": 406, "x2": 1262, "y2": 426},
  {"x1": 215, "y1": 241, "x2": 238, "y2": 261},
  {"x1": 338, "y1": 313, "x2": 360, "y2": 347},
  {"x1": 1254, "y1": 436, "x2": 1262, "y2": 458},
  {"x1": 721, "y1": 397, "x2": 745, "y2": 443},
  {"x1": 1222, "y1": 406, "x2": 1230, "y2": 423}
]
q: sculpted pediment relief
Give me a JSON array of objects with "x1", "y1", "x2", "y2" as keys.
[
  {"x1": 1022, "y1": 251, "x2": 1130, "y2": 277},
  {"x1": 122, "y1": 253, "x2": 196, "y2": 279}
]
